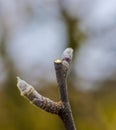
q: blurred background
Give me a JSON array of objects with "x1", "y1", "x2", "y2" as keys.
[{"x1": 0, "y1": 0, "x2": 116, "y2": 130}]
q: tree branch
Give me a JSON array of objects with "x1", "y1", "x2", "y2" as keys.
[
  {"x1": 17, "y1": 77, "x2": 64, "y2": 114},
  {"x1": 54, "y1": 60, "x2": 68, "y2": 102},
  {"x1": 54, "y1": 48, "x2": 73, "y2": 102},
  {"x1": 54, "y1": 48, "x2": 76, "y2": 130},
  {"x1": 17, "y1": 48, "x2": 76, "y2": 130}
]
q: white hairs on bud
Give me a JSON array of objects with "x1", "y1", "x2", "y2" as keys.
[{"x1": 61, "y1": 48, "x2": 73, "y2": 63}]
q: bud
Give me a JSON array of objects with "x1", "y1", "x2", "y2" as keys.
[{"x1": 61, "y1": 48, "x2": 73, "y2": 77}]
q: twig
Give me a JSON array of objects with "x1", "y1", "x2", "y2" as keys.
[
  {"x1": 54, "y1": 48, "x2": 73, "y2": 102},
  {"x1": 17, "y1": 48, "x2": 76, "y2": 130},
  {"x1": 17, "y1": 77, "x2": 64, "y2": 114},
  {"x1": 54, "y1": 48, "x2": 76, "y2": 130},
  {"x1": 54, "y1": 60, "x2": 67, "y2": 102}
]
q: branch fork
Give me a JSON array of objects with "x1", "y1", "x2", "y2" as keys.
[{"x1": 17, "y1": 48, "x2": 76, "y2": 130}]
